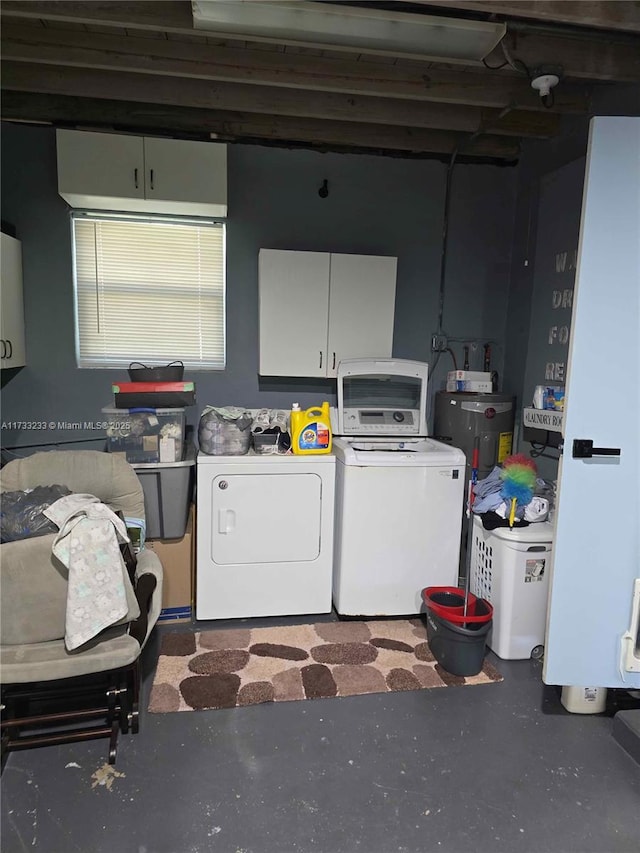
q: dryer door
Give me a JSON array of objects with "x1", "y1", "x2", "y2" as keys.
[{"x1": 211, "y1": 472, "x2": 322, "y2": 565}]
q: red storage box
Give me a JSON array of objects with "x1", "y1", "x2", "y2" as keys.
[{"x1": 112, "y1": 381, "x2": 195, "y2": 408}]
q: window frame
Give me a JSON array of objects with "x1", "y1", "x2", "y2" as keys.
[{"x1": 70, "y1": 210, "x2": 226, "y2": 371}]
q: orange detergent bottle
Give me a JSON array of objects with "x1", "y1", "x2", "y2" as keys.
[{"x1": 290, "y1": 402, "x2": 332, "y2": 455}]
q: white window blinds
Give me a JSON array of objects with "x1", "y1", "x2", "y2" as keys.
[{"x1": 72, "y1": 213, "x2": 225, "y2": 369}]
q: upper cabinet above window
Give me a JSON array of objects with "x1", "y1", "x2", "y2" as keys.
[{"x1": 56, "y1": 130, "x2": 227, "y2": 218}]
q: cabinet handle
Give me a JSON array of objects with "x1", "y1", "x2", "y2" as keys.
[
  {"x1": 1, "y1": 340, "x2": 5, "y2": 359},
  {"x1": 134, "y1": 168, "x2": 139, "y2": 189},
  {"x1": 6, "y1": 340, "x2": 12, "y2": 359},
  {"x1": 332, "y1": 352, "x2": 336, "y2": 370},
  {"x1": 149, "y1": 169, "x2": 154, "y2": 191},
  {"x1": 319, "y1": 351, "x2": 323, "y2": 369}
]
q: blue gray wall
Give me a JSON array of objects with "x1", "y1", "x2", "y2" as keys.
[{"x1": 1, "y1": 123, "x2": 517, "y2": 451}]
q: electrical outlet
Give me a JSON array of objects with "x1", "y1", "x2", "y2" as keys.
[{"x1": 431, "y1": 334, "x2": 447, "y2": 352}]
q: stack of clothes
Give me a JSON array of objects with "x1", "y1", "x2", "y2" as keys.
[{"x1": 472, "y1": 466, "x2": 552, "y2": 530}]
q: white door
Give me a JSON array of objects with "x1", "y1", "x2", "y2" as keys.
[
  {"x1": 143, "y1": 137, "x2": 227, "y2": 215},
  {"x1": 0, "y1": 233, "x2": 26, "y2": 368},
  {"x1": 543, "y1": 117, "x2": 640, "y2": 689},
  {"x1": 258, "y1": 249, "x2": 330, "y2": 376},
  {"x1": 327, "y1": 253, "x2": 397, "y2": 377},
  {"x1": 210, "y1": 472, "x2": 322, "y2": 565},
  {"x1": 56, "y1": 129, "x2": 144, "y2": 203}
]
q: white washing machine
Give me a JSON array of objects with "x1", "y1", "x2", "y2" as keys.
[
  {"x1": 332, "y1": 358, "x2": 465, "y2": 617},
  {"x1": 196, "y1": 452, "x2": 335, "y2": 620}
]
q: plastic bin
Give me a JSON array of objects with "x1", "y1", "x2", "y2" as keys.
[
  {"x1": 103, "y1": 406, "x2": 186, "y2": 464},
  {"x1": 560, "y1": 686, "x2": 608, "y2": 714},
  {"x1": 425, "y1": 600, "x2": 492, "y2": 677},
  {"x1": 131, "y1": 444, "x2": 195, "y2": 539},
  {"x1": 469, "y1": 515, "x2": 553, "y2": 660}
]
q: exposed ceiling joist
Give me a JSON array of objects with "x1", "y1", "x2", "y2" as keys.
[
  {"x1": 0, "y1": 61, "x2": 560, "y2": 138},
  {"x1": 0, "y1": 0, "x2": 196, "y2": 32},
  {"x1": 1, "y1": 91, "x2": 521, "y2": 161},
  {"x1": 0, "y1": 23, "x2": 590, "y2": 114},
  {"x1": 414, "y1": 1, "x2": 640, "y2": 34},
  {"x1": 1, "y1": 1, "x2": 638, "y2": 163},
  {"x1": 2, "y1": 1, "x2": 639, "y2": 81},
  {"x1": 491, "y1": 28, "x2": 640, "y2": 83}
]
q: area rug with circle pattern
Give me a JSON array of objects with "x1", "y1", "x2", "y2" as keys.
[{"x1": 148, "y1": 619, "x2": 502, "y2": 713}]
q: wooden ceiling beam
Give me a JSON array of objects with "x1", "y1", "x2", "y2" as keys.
[
  {"x1": 2, "y1": 1, "x2": 639, "y2": 81},
  {"x1": 413, "y1": 2, "x2": 640, "y2": 34},
  {"x1": 0, "y1": 61, "x2": 560, "y2": 138},
  {"x1": 0, "y1": 91, "x2": 520, "y2": 161},
  {"x1": 494, "y1": 27, "x2": 640, "y2": 83},
  {"x1": 0, "y1": 23, "x2": 590, "y2": 114},
  {"x1": 0, "y1": 1, "x2": 196, "y2": 33}
]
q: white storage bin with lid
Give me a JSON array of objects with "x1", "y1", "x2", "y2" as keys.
[
  {"x1": 469, "y1": 515, "x2": 554, "y2": 660},
  {"x1": 103, "y1": 406, "x2": 186, "y2": 464}
]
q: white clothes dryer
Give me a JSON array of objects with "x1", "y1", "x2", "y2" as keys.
[
  {"x1": 196, "y1": 452, "x2": 335, "y2": 620},
  {"x1": 332, "y1": 359, "x2": 465, "y2": 617}
]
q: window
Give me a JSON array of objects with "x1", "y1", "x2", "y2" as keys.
[{"x1": 72, "y1": 212, "x2": 225, "y2": 369}]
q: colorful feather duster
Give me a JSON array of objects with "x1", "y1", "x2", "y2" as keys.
[{"x1": 500, "y1": 454, "x2": 537, "y2": 527}]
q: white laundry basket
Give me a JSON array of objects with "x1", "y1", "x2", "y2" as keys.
[{"x1": 469, "y1": 515, "x2": 554, "y2": 660}]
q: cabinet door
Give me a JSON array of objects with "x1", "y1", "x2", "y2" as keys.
[
  {"x1": 259, "y1": 249, "x2": 330, "y2": 377},
  {"x1": 56, "y1": 129, "x2": 144, "y2": 206},
  {"x1": 143, "y1": 137, "x2": 227, "y2": 217},
  {"x1": 326, "y1": 253, "x2": 397, "y2": 377},
  {"x1": 0, "y1": 233, "x2": 26, "y2": 368}
]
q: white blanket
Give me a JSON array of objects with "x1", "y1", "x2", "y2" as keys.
[{"x1": 44, "y1": 494, "x2": 138, "y2": 651}]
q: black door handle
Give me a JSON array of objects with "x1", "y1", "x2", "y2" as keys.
[{"x1": 573, "y1": 439, "x2": 621, "y2": 459}]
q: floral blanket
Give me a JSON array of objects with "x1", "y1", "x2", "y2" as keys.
[{"x1": 44, "y1": 494, "x2": 138, "y2": 650}]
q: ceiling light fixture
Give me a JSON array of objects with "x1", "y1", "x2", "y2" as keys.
[{"x1": 191, "y1": 1, "x2": 506, "y2": 63}]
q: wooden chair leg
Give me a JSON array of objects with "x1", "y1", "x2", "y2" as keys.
[
  {"x1": 108, "y1": 720, "x2": 119, "y2": 765},
  {"x1": 0, "y1": 661, "x2": 143, "y2": 767},
  {"x1": 129, "y1": 660, "x2": 141, "y2": 735}
]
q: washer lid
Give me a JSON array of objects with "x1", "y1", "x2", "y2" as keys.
[
  {"x1": 335, "y1": 358, "x2": 429, "y2": 437},
  {"x1": 334, "y1": 436, "x2": 465, "y2": 466}
]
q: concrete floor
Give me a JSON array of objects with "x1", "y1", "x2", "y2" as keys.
[{"x1": 2, "y1": 615, "x2": 640, "y2": 853}]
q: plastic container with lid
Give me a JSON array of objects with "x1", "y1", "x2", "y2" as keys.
[{"x1": 102, "y1": 406, "x2": 186, "y2": 464}]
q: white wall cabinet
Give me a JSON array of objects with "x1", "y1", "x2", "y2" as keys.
[
  {"x1": 56, "y1": 129, "x2": 227, "y2": 217},
  {"x1": 259, "y1": 249, "x2": 397, "y2": 377},
  {"x1": 0, "y1": 233, "x2": 26, "y2": 369}
]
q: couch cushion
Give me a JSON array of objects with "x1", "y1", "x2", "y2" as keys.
[
  {"x1": 0, "y1": 450, "x2": 145, "y2": 520},
  {"x1": 0, "y1": 534, "x2": 68, "y2": 645},
  {"x1": 0, "y1": 627, "x2": 141, "y2": 684}
]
